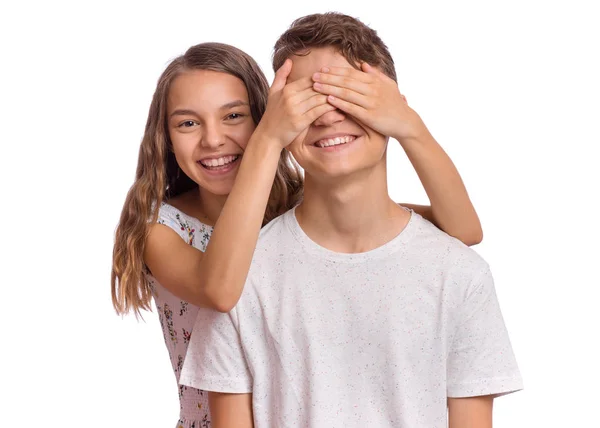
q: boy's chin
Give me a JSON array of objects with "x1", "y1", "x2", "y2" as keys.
[
  {"x1": 303, "y1": 166, "x2": 361, "y2": 181},
  {"x1": 303, "y1": 158, "x2": 386, "y2": 182}
]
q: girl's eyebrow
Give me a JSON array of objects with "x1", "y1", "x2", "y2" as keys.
[
  {"x1": 169, "y1": 109, "x2": 197, "y2": 119},
  {"x1": 169, "y1": 101, "x2": 249, "y2": 119},
  {"x1": 220, "y1": 100, "x2": 249, "y2": 110}
]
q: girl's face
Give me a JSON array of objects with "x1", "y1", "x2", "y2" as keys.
[{"x1": 167, "y1": 70, "x2": 256, "y2": 196}]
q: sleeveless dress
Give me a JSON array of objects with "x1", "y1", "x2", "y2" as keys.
[{"x1": 145, "y1": 202, "x2": 214, "y2": 427}]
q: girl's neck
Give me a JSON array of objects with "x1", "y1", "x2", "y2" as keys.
[
  {"x1": 197, "y1": 187, "x2": 228, "y2": 226},
  {"x1": 168, "y1": 187, "x2": 227, "y2": 227}
]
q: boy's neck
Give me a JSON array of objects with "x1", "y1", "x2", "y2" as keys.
[{"x1": 296, "y1": 164, "x2": 410, "y2": 253}]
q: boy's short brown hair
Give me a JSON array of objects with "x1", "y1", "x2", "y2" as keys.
[{"x1": 273, "y1": 12, "x2": 397, "y2": 82}]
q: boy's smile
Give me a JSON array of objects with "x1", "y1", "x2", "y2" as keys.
[{"x1": 286, "y1": 47, "x2": 388, "y2": 180}]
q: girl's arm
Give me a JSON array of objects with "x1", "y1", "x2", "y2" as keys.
[
  {"x1": 144, "y1": 60, "x2": 335, "y2": 312},
  {"x1": 312, "y1": 64, "x2": 482, "y2": 246},
  {"x1": 399, "y1": 132, "x2": 483, "y2": 246},
  {"x1": 144, "y1": 136, "x2": 281, "y2": 312}
]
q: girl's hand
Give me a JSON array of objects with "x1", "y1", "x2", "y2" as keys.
[
  {"x1": 256, "y1": 59, "x2": 337, "y2": 149},
  {"x1": 312, "y1": 63, "x2": 428, "y2": 143}
]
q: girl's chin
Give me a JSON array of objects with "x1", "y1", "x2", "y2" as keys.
[{"x1": 197, "y1": 182, "x2": 235, "y2": 198}]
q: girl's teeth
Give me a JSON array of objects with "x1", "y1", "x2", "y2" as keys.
[{"x1": 201, "y1": 155, "x2": 238, "y2": 167}]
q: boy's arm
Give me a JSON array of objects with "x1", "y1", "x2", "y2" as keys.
[
  {"x1": 179, "y1": 307, "x2": 255, "y2": 424},
  {"x1": 312, "y1": 64, "x2": 483, "y2": 246},
  {"x1": 209, "y1": 392, "x2": 254, "y2": 428},
  {"x1": 448, "y1": 396, "x2": 494, "y2": 428},
  {"x1": 446, "y1": 267, "x2": 522, "y2": 417}
]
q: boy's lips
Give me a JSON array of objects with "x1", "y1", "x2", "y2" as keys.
[{"x1": 312, "y1": 134, "x2": 357, "y2": 148}]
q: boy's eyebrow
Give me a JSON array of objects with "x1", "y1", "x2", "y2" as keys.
[{"x1": 169, "y1": 101, "x2": 249, "y2": 119}]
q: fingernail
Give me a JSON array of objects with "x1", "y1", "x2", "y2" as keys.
[
  {"x1": 313, "y1": 82, "x2": 322, "y2": 89},
  {"x1": 313, "y1": 72, "x2": 321, "y2": 80},
  {"x1": 321, "y1": 67, "x2": 330, "y2": 73}
]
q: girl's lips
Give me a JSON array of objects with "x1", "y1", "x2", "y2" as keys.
[
  {"x1": 199, "y1": 154, "x2": 240, "y2": 167},
  {"x1": 197, "y1": 155, "x2": 241, "y2": 176}
]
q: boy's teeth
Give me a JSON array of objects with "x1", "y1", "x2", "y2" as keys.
[{"x1": 316, "y1": 135, "x2": 355, "y2": 148}]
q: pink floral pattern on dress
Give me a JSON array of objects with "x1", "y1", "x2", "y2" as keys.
[{"x1": 150, "y1": 203, "x2": 214, "y2": 427}]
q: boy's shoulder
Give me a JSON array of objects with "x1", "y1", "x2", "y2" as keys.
[
  {"x1": 250, "y1": 208, "x2": 490, "y2": 279},
  {"x1": 253, "y1": 208, "x2": 296, "y2": 255},
  {"x1": 409, "y1": 212, "x2": 489, "y2": 273}
]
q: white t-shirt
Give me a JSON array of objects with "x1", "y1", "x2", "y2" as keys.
[{"x1": 180, "y1": 208, "x2": 522, "y2": 427}]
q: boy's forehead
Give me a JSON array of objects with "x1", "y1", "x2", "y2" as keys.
[{"x1": 287, "y1": 47, "x2": 352, "y2": 82}]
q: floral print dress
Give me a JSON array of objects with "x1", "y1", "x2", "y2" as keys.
[{"x1": 145, "y1": 203, "x2": 214, "y2": 428}]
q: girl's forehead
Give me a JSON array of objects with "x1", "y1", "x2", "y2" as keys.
[{"x1": 168, "y1": 70, "x2": 249, "y2": 111}]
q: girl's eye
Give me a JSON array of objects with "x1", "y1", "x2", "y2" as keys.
[
  {"x1": 226, "y1": 113, "x2": 244, "y2": 120},
  {"x1": 180, "y1": 120, "x2": 197, "y2": 128}
]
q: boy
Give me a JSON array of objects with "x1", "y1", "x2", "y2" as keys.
[{"x1": 180, "y1": 12, "x2": 522, "y2": 428}]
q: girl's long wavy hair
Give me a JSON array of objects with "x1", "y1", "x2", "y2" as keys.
[{"x1": 111, "y1": 42, "x2": 303, "y2": 317}]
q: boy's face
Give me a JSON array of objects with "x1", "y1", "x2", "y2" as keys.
[{"x1": 287, "y1": 47, "x2": 388, "y2": 181}]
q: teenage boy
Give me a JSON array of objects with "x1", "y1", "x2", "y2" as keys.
[{"x1": 181, "y1": 12, "x2": 522, "y2": 428}]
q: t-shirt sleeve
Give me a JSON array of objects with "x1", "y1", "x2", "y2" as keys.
[
  {"x1": 179, "y1": 306, "x2": 252, "y2": 393},
  {"x1": 447, "y1": 267, "x2": 523, "y2": 398}
]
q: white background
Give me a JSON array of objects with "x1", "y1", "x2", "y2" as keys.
[{"x1": 1, "y1": 0, "x2": 598, "y2": 426}]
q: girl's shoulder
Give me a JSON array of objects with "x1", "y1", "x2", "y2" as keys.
[{"x1": 156, "y1": 201, "x2": 213, "y2": 251}]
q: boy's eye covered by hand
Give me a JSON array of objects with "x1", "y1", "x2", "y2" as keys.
[
  {"x1": 280, "y1": 47, "x2": 390, "y2": 181},
  {"x1": 311, "y1": 63, "x2": 427, "y2": 143}
]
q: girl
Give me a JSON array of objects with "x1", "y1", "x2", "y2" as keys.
[{"x1": 111, "y1": 42, "x2": 482, "y2": 428}]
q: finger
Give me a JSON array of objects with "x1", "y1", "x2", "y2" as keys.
[
  {"x1": 296, "y1": 93, "x2": 329, "y2": 114},
  {"x1": 362, "y1": 62, "x2": 395, "y2": 84},
  {"x1": 288, "y1": 84, "x2": 323, "y2": 105},
  {"x1": 270, "y1": 59, "x2": 292, "y2": 93},
  {"x1": 319, "y1": 65, "x2": 373, "y2": 83},
  {"x1": 362, "y1": 62, "x2": 388, "y2": 79},
  {"x1": 313, "y1": 81, "x2": 370, "y2": 105},
  {"x1": 303, "y1": 103, "x2": 338, "y2": 124},
  {"x1": 285, "y1": 76, "x2": 315, "y2": 93},
  {"x1": 361, "y1": 62, "x2": 380, "y2": 75},
  {"x1": 313, "y1": 72, "x2": 371, "y2": 96},
  {"x1": 325, "y1": 95, "x2": 368, "y2": 122}
]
